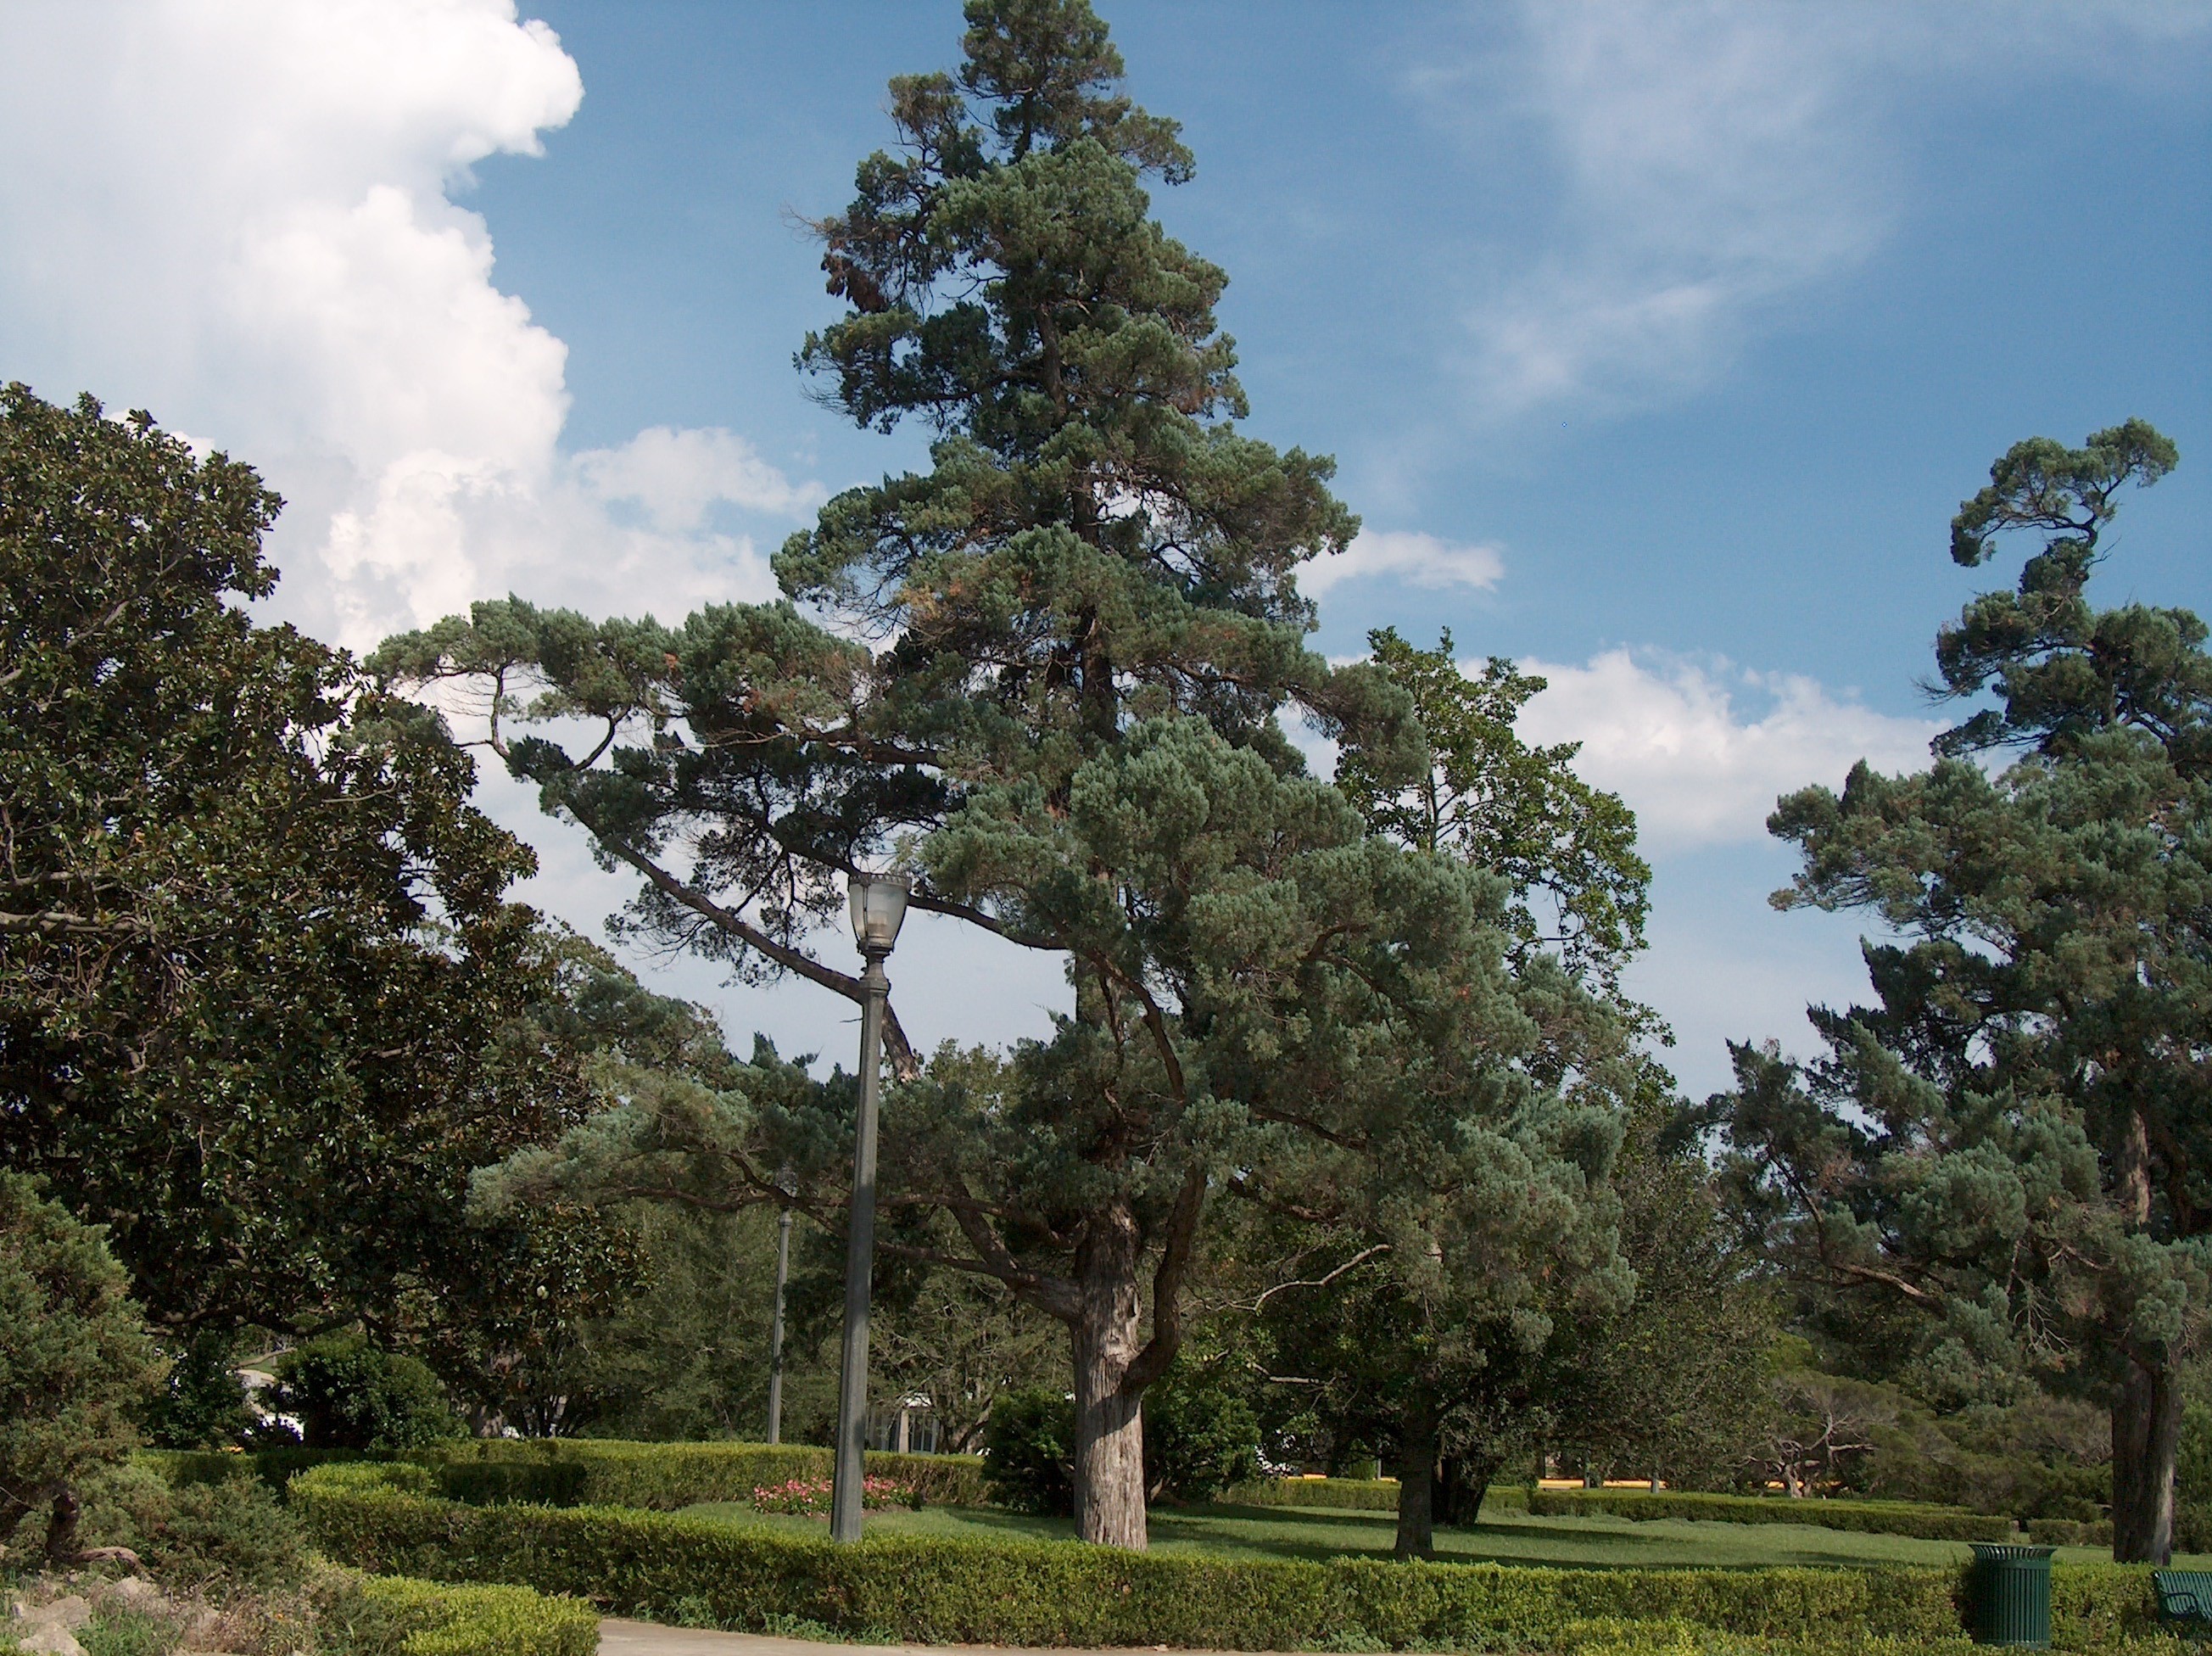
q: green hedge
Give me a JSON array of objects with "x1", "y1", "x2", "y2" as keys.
[
  {"x1": 288, "y1": 1465, "x2": 2067, "y2": 1650},
  {"x1": 1226, "y1": 1477, "x2": 1528, "y2": 1516},
  {"x1": 2028, "y1": 1517, "x2": 2114, "y2": 1548},
  {"x1": 1527, "y1": 1487, "x2": 2015, "y2": 1542},
  {"x1": 317, "y1": 1572, "x2": 598, "y2": 1656},
  {"x1": 143, "y1": 1437, "x2": 989, "y2": 1511}
]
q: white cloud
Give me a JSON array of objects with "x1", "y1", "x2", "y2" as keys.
[
  {"x1": 0, "y1": 0, "x2": 809, "y2": 649},
  {"x1": 575, "y1": 426, "x2": 824, "y2": 532},
  {"x1": 1302, "y1": 529, "x2": 1505, "y2": 596},
  {"x1": 1418, "y1": 0, "x2": 2211, "y2": 423},
  {"x1": 1516, "y1": 648, "x2": 1942, "y2": 853}
]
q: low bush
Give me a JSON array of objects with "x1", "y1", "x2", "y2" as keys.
[
  {"x1": 288, "y1": 1465, "x2": 2173, "y2": 1651},
  {"x1": 272, "y1": 1337, "x2": 466, "y2": 1452},
  {"x1": 2026, "y1": 1517, "x2": 2112, "y2": 1547},
  {"x1": 982, "y1": 1385, "x2": 1075, "y2": 1515},
  {"x1": 1527, "y1": 1487, "x2": 2014, "y2": 1541},
  {"x1": 315, "y1": 1572, "x2": 598, "y2": 1656},
  {"x1": 1226, "y1": 1478, "x2": 1530, "y2": 1517},
  {"x1": 141, "y1": 1436, "x2": 989, "y2": 1512},
  {"x1": 79, "y1": 1458, "x2": 309, "y2": 1588}
]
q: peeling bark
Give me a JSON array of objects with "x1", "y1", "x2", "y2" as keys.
[{"x1": 1070, "y1": 1206, "x2": 1148, "y2": 1548}]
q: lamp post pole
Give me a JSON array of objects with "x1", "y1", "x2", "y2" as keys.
[
  {"x1": 831, "y1": 874, "x2": 905, "y2": 1543},
  {"x1": 767, "y1": 1198, "x2": 792, "y2": 1445}
]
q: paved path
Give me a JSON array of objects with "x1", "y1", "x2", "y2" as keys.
[{"x1": 599, "y1": 1619, "x2": 1260, "y2": 1656}]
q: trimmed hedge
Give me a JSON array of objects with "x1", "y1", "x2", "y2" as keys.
[
  {"x1": 1227, "y1": 1476, "x2": 1528, "y2": 1517},
  {"x1": 2027, "y1": 1516, "x2": 2114, "y2": 1548},
  {"x1": 1527, "y1": 1487, "x2": 2015, "y2": 1542},
  {"x1": 288, "y1": 1465, "x2": 2063, "y2": 1650},
  {"x1": 142, "y1": 1437, "x2": 989, "y2": 1511},
  {"x1": 317, "y1": 1572, "x2": 599, "y2": 1656}
]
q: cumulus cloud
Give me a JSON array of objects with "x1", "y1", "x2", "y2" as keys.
[
  {"x1": 1517, "y1": 648, "x2": 1943, "y2": 853},
  {"x1": 1416, "y1": 0, "x2": 2211, "y2": 422},
  {"x1": 0, "y1": 0, "x2": 810, "y2": 648},
  {"x1": 1302, "y1": 529, "x2": 1505, "y2": 596}
]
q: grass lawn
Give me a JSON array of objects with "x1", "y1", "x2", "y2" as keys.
[{"x1": 676, "y1": 1498, "x2": 2166, "y2": 1571}]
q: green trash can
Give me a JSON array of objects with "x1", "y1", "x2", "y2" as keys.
[{"x1": 1968, "y1": 1542, "x2": 2054, "y2": 1647}]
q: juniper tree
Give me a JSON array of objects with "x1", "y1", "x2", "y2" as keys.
[{"x1": 1713, "y1": 420, "x2": 2209, "y2": 1562}]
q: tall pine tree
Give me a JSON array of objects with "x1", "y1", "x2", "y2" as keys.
[
  {"x1": 381, "y1": 0, "x2": 1625, "y2": 1546},
  {"x1": 1715, "y1": 421, "x2": 2208, "y2": 1562}
]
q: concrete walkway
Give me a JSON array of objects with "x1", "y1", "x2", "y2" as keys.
[{"x1": 598, "y1": 1619, "x2": 1254, "y2": 1656}]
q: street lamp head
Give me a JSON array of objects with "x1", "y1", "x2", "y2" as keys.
[{"x1": 847, "y1": 872, "x2": 909, "y2": 955}]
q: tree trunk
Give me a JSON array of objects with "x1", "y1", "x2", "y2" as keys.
[
  {"x1": 2114, "y1": 1350, "x2": 2183, "y2": 1564},
  {"x1": 1070, "y1": 1211, "x2": 1149, "y2": 1549},
  {"x1": 1394, "y1": 1415, "x2": 1438, "y2": 1558},
  {"x1": 1438, "y1": 1446, "x2": 1504, "y2": 1528}
]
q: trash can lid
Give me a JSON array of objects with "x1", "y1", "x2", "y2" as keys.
[{"x1": 1969, "y1": 1542, "x2": 2057, "y2": 1560}]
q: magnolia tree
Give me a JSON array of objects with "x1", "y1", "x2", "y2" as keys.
[{"x1": 383, "y1": 0, "x2": 1628, "y2": 1547}]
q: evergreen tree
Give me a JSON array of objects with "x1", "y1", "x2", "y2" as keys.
[
  {"x1": 1713, "y1": 420, "x2": 2208, "y2": 1561},
  {"x1": 382, "y1": 0, "x2": 1624, "y2": 1546}
]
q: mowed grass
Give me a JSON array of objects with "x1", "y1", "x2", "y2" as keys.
[{"x1": 674, "y1": 1498, "x2": 2164, "y2": 1571}]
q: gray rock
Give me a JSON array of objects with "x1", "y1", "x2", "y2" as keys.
[
  {"x1": 16, "y1": 1623, "x2": 88, "y2": 1656},
  {"x1": 36, "y1": 1595, "x2": 92, "y2": 1630}
]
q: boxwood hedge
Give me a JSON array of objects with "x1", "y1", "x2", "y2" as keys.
[
  {"x1": 316, "y1": 1571, "x2": 599, "y2": 1656},
  {"x1": 1228, "y1": 1477, "x2": 1529, "y2": 1516},
  {"x1": 144, "y1": 1437, "x2": 988, "y2": 1511},
  {"x1": 1526, "y1": 1488, "x2": 2015, "y2": 1542},
  {"x1": 287, "y1": 1465, "x2": 2173, "y2": 1652}
]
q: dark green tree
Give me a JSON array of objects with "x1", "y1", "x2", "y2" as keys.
[
  {"x1": 0, "y1": 1172, "x2": 162, "y2": 1566},
  {"x1": 381, "y1": 0, "x2": 1624, "y2": 1547},
  {"x1": 0, "y1": 383, "x2": 586, "y2": 1339},
  {"x1": 1713, "y1": 420, "x2": 2208, "y2": 1561}
]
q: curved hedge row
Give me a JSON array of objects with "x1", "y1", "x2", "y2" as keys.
[
  {"x1": 144, "y1": 1437, "x2": 989, "y2": 1512},
  {"x1": 1226, "y1": 1477, "x2": 1530, "y2": 1516},
  {"x1": 1526, "y1": 1488, "x2": 2016, "y2": 1542},
  {"x1": 284, "y1": 1464, "x2": 2164, "y2": 1652}
]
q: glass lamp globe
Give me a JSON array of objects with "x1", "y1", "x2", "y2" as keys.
[{"x1": 847, "y1": 873, "x2": 910, "y2": 954}]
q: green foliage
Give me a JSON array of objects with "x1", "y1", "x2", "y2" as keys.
[
  {"x1": 0, "y1": 382, "x2": 594, "y2": 1341},
  {"x1": 1143, "y1": 1360, "x2": 1262, "y2": 1502},
  {"x1": 77, "y1": 1458, "x2": 309, "y2": 1587},
  {"x1": 286, "y1": 1465, "x2": 2191, "y2": 1649},
  {"x1": 1525, "y1": 1488, "x2": 2014, "y2": 1542},
  {"x1": 316, "y1": 1573, "x2": 598, "y2": 1656},
  {"x1": 0, "y1": 1171, "x2": 161, "y2": 1555},
  {"x1": 1337, "y1": 628, "x2": 1651, "y2": 999},
  {"x1": 984, "y1": 1386, "x2": 1075, "y2": 1514},
  {"x1": 139, "y1": 1332, "x2": 258, "y2": 1451},
  {"x1": 1226, "y1": 1477, "x2": 1533, "y2": 1516},
  {"x1": 275, "y1": 1337, "x2": 465, "y2": 1452},
  {"x1": 371, "y1": 1, "x2": 1629, "y2": 1547},
  {"x1": 1714, "y1": 421, "x2": 2204, "y2": 1562}
]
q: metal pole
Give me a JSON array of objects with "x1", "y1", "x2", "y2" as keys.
[
  {"x1": 830, "y1": 949, "x2": 889, "y2": 1542},
  {"x1": 767, "y1": 1204, "x2": 791, "y2": 1445}
]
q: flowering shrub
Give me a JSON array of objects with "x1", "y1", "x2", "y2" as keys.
[{"x1": 751, "y1": 1476, "x2": 919, "y2": 1515}]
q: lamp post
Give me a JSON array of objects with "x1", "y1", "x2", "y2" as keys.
[
  {"x1": 830, "y1": 871, "x2": 908, "y2": 1542},
  {"x1": 767, "y1": 1168, "x2": 794, "y2": 1445}
]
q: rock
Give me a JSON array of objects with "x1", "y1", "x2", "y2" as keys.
[
  {"x1": 36, "y1": 1595, "x2": 92, "y2": 1629},
  {"x1": 15, "y1": 1624, "x2": 87, "y2": 1656},
  {"x1": 96, "y1": 1575, "x2": 166, "y2": 1612}
]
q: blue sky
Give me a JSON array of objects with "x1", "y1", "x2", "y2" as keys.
[{"x1": 2, "y1": 2, "x2": 2207, "y2": 1096}]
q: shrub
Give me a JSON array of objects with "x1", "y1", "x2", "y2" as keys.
[
  {"x1": 751, "y1": 1475, "x2": 918, "y2": 1514},
  {"x1": 291, "y1": 1466, "x2": 2130, "y2": 1650},
  {"x1": 983, "y1": 1386, "x2": 1075, "y2": 1515},
  {"x1": 1144, "y1": 1363, "x2": 1263, "y2": 1503},
  {"x1": 2026, "y1": 1517, "x2": 2112, "y2": 1547},
  {"x1": 79, "y1": 1458, "x2": 310, "y2": 1588},
  {"x1": 274, "y1": 1337, "x2": 465, "y2": 1452},
  {"x1": 1526, "y1": 1486, "x2": 2014, "y2": 1541},
  {"x1": 140, "y1": 1332, "x2": 259, "y2": 1451},
  {"x1": 1225, "y1": 1477, "x2": 1531, "y2": 1518},
  {"x1": 421, "y1": 1438, "x2": 987, "y2": 1510},
  {"x1": 0, "y1": 1172, "x2": 164, "y2": 1564},
  {"x1": 315, "y1": 1572, "x2": 597, "y2": 1656}
]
